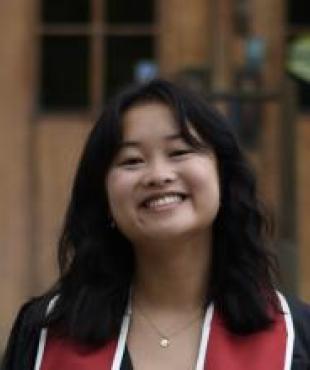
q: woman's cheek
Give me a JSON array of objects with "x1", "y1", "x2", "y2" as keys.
[{"x1": 107, "y1": 170, "x2": 137, "y2": 210}]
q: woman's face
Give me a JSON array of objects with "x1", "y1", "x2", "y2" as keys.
[{"x1": 106, "y1": 102, "x2": 220, "y2": 245}]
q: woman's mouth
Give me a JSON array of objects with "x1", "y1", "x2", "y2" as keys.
[{"x1": 142, "y1": 193, "x2": 188, "y2": 211}]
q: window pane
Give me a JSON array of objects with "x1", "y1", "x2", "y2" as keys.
[
  {"x1": 40, "y1": 36, "x2": 89, "y2": 110},
  {"x1": 288, "y1": 0, "x2": 310, "y2": 25},
  {"x1": 296, "y1": 78, "x2": 310, "y2": 111},
  {"x1": 105, "y1": 36, "x2": 154, "y2": 98},
  {"x1": 106, "y1": 0, "x2": 154, "y2": 24},
  {"x1": 42, "y1": 0, "x2": 90, "y2": 24}
]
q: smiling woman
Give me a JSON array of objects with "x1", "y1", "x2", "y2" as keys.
[
  {"x1": 106, "y1": 102, "x2": 220, "y2": 249},
  {"x1": 2, "y1": 79, "x2": 310, "y2": 370}
]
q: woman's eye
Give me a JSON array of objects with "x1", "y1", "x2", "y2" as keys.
[
  {"x1": 170, "y1": 149, "x2": 193, "y2": 157},
  {"x1": 120, "y1": 157, "x2": 143, "y2": 166}
]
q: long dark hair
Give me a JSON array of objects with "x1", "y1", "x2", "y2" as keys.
[{"x1": 42, "y1": 79, "x2": 278, "y2": 346}]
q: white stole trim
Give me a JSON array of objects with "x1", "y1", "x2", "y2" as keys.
[
  {"x1": 33, "y1": 296, "x2": 59, "y2": 370},
  {"x1": 33, "y1": 292, "x2": 294, "y2": 370},
  {"x1": 111, "y1": 304, "x2": 132, "y2": 370},
  {"x1": 195, "y1": 303, "x2": 214, "y2": 370},
  {"x1": 114, "y1": 294, "x2": 294, "y2": 370},
  {"x1": 277, "y1": 291, "x2": 295, "y2": 370},
  {"x1": 112, "y1": 300, "x2": 214, "y2": 370}
]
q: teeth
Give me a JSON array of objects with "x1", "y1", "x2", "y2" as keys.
[{"x1": 146, "y1": 195, "x2": 183, "y2": 209}]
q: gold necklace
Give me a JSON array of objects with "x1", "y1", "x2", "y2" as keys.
[{"x1": 135, "y1": 303, "x2": 203, "y2": 348}]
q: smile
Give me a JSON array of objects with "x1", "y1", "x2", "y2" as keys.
[{"x1": 142, "y1": 193, "x2": 187, "y2": 210}]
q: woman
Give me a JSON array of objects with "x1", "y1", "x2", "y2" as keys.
[{"x1": 2, "y1": 79, "x2": 310, "y2": 370}]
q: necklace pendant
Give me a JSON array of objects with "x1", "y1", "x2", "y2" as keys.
[{"x1": 160, "y1": 337, "x2": 170, "y2": 348}]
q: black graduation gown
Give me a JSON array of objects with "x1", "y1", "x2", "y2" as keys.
[{"x1": 1, "y1": 296, "x2": 310, "y2": 370}]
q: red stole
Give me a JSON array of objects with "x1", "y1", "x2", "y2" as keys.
[
  {"x1": 40, "y1": 338, "x2": 117, "y2": 370},
  {"x1": 205, "y1": 310, "x2": 287, "y2": 370},
  {"x1": 40, "y1": 310, "x2": 287, "y2": 370}
]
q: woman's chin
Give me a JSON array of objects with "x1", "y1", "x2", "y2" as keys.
[{"x1": 135, "y1": 221, "x2": 204, "y2": 244}]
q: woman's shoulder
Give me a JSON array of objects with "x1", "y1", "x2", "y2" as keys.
[
  {"x1": 287, "y1": 295, "x2": 310, "y2": 330},
  {"x1": 1, "y1": 295, "x2": 54, "y2": 370},
  {"x1": 286, "y1": 295, "x2": 310, "y2": 361},
  {"x1": 9, "y1": 294, "x2": 54, "y2": 335}
]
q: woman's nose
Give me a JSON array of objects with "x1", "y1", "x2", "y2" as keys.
[{"x1": 142, "y1": 161, "x2": 177, "y2": 188}]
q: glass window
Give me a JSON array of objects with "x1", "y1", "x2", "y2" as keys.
[
  {"x1": 105, "y1": 36, "x2": 154, "y2": 98},
  {"x1": 39, "y1": 0, "x2": 156, "y2": 112},
  {"x1": 40, "y1": 36, "x2": 89, "y2": 110},
  {"x1": 288, "y1": 0, "x2": 310, "y2": 25},
  {"x1": 296, "y1": 78, "x2": 310, "y2": 111},
  {"x1": 41, "y1": 0, "x2": 90, "y2": 24},
  {"x1": 106, "y1": 0, "x2": 154, "y2": 24}
]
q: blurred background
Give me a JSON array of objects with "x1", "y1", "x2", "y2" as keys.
[{"x1": 0, "y1": 0, "x2": 309, "y2": 354}]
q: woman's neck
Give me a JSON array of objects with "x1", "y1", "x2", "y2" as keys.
[{"x1": 132, "y1": 234, "x2": 211, "y2": 313}]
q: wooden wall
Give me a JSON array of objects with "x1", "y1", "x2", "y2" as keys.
[
  {"x1": 1, "y1": 0, "x2": 310, "y2": 354},
  {"x1": 0, "y1": 0, "x2": 36, "y2": 350}
]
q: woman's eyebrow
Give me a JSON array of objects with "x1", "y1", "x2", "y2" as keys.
[{"x1": 119, "y1": 141, "x2": 140, "y2": 149}]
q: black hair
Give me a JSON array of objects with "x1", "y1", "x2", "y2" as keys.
[{"x1": 42, "y1": 79, "x2": 278, "y2": 346}]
